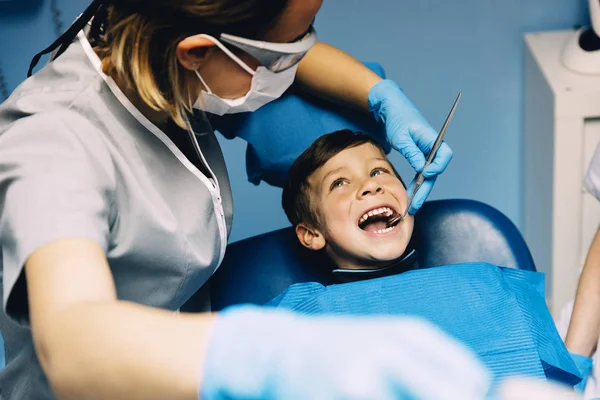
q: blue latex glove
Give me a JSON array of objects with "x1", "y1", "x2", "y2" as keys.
[
  {"x1": 200, "y1": 305, "x2": 491, "y2": 400},
  {"x1": 368, "y1": 80, "x2": 454, "y2": 214},
  {"x1": 570, "y1": 351, "x2": 593, "y2": 393}
]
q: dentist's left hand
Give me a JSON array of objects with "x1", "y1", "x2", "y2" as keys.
[
  {"x1": 368, "y1": 80, "x2": 453, "y2": 214},
  {"x1": 199, "y1": 305, "x2": 491, "y2": 400}
]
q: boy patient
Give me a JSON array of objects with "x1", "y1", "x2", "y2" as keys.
[
  {"x1": 275, "y1": 129, "x2": 580, "y2": 388},
  {"x1": 282, "y1": 129, "x2": 415, "y2": 275}
]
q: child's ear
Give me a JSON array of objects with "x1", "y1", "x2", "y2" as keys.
[{"x1": 295, "y1": 223, "x2": 326, "y2": 251}]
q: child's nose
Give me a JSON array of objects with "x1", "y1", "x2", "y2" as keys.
[{"x1": 359, "y1": 179, "x2": 384, "y2": 197}]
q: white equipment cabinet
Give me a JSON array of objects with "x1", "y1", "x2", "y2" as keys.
[{"x1": 524, "y1": 29, "x2": 600, "y2": 315}]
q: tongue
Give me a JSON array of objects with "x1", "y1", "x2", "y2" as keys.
[{"x1": 362, "y1": 220, "x2": 388, "y2": 233}]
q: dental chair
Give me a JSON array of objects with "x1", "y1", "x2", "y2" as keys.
[
  {"x1": 182, "y1": 63, "x2": 536, "y2": 312},
  {"x1": 207, "y1": 199, "x2": 536, "y2": 310}
]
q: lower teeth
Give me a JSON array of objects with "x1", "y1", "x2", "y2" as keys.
[{"x1": 374, "y1": 226, "x2": 394, "y2": 234}]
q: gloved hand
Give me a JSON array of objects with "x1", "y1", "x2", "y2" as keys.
[
  {"x1": 200, "y1": 305, "x2": 491, "y2": 400},
  {"x1": 569, "y1": 351, "x2": 593, "y2": 393},
  {"x1": 368, "y1": 79, "x2": 453, "y2": 214}
]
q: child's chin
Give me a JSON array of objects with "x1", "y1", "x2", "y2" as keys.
[{"x1": 370, "y1": 248, "x2": 407, "y2": 263}]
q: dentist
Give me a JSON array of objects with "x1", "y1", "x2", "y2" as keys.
[{"x1": 0, "y1": 0, "x2": 458, "y2": 399}]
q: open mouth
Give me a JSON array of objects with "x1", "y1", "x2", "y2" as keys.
[{"x1": 358, "y1": 206, "x2": 399, "y2": 234}]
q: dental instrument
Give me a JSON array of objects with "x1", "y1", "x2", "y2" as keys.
[{"x1": 387, "y1": 92, "x2": 462, "y2": 227}]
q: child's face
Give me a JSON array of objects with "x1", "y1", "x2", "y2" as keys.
[{"x1": 300, "y1": 143, "x2": 414, "y2": 270}]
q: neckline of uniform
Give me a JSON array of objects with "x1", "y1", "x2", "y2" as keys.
[
  {"x1": 76, "y1": 30, "x2": 218, "y2": 187},
  {"x1": 76, "y1": 30, "x2": 229, "y2": 252}
]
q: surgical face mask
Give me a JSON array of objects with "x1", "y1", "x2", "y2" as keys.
[
  {"x1": 194, "y1": 64, "x2": 298, "y2": 116},
  {"x1": 192, "y1": 35, "x2": 299, "y2": 116}
]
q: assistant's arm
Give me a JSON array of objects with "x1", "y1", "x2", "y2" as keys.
[
  {"x1": 565, "y1": 226, "x2": 600, "y2": 356},
  {"x1": 26, "y1": 238, "x2": 215, "y2": 400}
]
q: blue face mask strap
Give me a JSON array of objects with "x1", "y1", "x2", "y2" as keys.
[{"x1": 27, "y1": 0, "x2": 104, "y2": 77}]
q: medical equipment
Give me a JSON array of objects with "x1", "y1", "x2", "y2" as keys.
[
  {"x1": 367, "y1": 80, "x2": 454, "y2": 214},
  {"x1": 561, "y1": 0, "x2": 600, "y2": 74},
  {"x1": 387, "y1": 92, "x2": 461, "y2": 227}
]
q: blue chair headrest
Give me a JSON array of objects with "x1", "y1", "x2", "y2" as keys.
[{"x1": 202, "y1": 199, "x2": 535, "y2": 311}]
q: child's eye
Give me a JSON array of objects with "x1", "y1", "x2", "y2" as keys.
[
  {"x1": 371, "y1": 167, "x2": 390, "y2": 177},
  {"x1": 330, "y1": 178, "x2": 347, "y2": 191}
]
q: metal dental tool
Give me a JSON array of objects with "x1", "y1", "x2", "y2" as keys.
[{"x1": 387, "y1": 92, "x2": 462, "y2": 228}]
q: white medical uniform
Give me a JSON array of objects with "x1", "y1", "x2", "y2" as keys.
[{"x1": 0, "y1": 30, "x2": 233, "y2": 399}]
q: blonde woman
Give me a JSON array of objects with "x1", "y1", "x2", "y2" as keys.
[{"x1": 0, "y1": 1, "x2": 463, "y2": 399}]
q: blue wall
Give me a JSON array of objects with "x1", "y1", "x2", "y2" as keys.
[{"x1": 0, "y1": 0, "x2": 589, "y2": 244}]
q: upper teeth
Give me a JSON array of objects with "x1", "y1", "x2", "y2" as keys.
[{"x1": 359, "y1": 207, "x2": 394, "y2": 224}]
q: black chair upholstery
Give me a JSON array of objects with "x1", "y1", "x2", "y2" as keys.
[{"x1": 198, "y1": 199, "x2": 535, "y2": 311}]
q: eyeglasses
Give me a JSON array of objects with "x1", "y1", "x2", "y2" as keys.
[{"x1": 218, "y1": 25, "x2": 318, "y2": 73}]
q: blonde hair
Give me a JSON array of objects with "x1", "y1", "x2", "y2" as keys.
[{"x1": 94, "y1": 0, "x2": 288, "y2": 128}]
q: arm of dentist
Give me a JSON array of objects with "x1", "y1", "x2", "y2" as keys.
[
  {"x1": 295, "y1": 42, "x2": 453, "y2": 213},
  {"x1": 26, "y1": 238, "x2": 214, "y2": 400}
]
